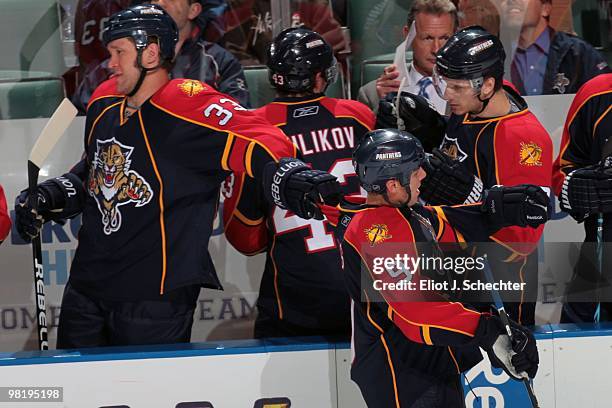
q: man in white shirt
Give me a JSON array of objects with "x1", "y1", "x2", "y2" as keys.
[{"x1": 357, "y1": 0, "x2": 458, "y2": 115}]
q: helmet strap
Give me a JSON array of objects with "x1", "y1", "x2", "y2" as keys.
[{"x1": 472, "y1": 92, "x2": 491, "y2": 115}]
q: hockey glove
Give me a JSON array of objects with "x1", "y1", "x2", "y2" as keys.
[
  {"x1": 375, "y1": 92, "x2": 446, "y2": 153},
  {"x1": 476, "y1": 314, "x2": 539, "y2": 380},
  {"x1": 15, "y1": 173, "x2": 85, "y2": 242},
  {"x1": 481, "y1": 185, "x2": 549, "y2": 230},
  {"x1": 263, "y1": 158, "x2": 341, "y2": 220},
  {"x1": 420, "y1": 148, "x2": 484, "y2": 205},
  {"x1": 560, "y1": 164, "x2": 612, "y2": 220}
]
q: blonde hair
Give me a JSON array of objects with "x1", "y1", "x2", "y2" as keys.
[{"x1": 407, "y1": 0, "x2": 459, "y2": 30}]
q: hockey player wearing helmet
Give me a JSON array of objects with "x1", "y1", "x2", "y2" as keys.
[
  {"x1": 402, "y1": 26, "x2": 553, "y2": 326},
  {"x1": 14, "y1": 4, "x2": 338, "y2": 348},
  {"x1": 222, "y1": 27, "x2": 375, "y2": 338},
  {"x1": 335, "y1": 128, "x2": 547, "y2": 407}
]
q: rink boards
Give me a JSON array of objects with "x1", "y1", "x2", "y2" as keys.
[{"x1": 0, "y1": 324, "x2": 611, "y2": 407}]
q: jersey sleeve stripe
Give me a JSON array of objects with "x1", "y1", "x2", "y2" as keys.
[
  {"x1": 447, "y1": 347, "x2": 461, "y2": 374},
  {"x1": 422, "y1": 326, "x2": 433, "y2": 345},
  {"x1": 138, "y1": 111, "x2": 168, "y2": 295},
  {"x1": 87, "y1": 94, "x2": 124, "y2": 110},
  {"x1": 245, "y1": 142, "x2": 256, "y2": 178},
  {"x1": 593, "y1": 105, "x2": 612, "y2": 138},
  {"x1": 234, "y1": 208, "x2": 264, "y2": 226},
  {"x1": 431, "y1": 206, "x2": 447, "y2": 240},
  {"x1": 379, "y1": 334, "x2": 401, "y2": 408},
  {"x1": 221, "y1": 133, "x2": 234, "y2": 171}
]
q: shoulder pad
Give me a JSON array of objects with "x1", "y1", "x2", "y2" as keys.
[
  {"x1": 254, "y1": 103, "x2": 287, "y2": 127},
  {"x1": 320, "y1": 97, "x2": 376, "y2": 130},
  {"x1": 88, "y1": 77, "x2": 123, "y2": 110}
]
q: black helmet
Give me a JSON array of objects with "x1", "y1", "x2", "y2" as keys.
[
  {"x1": 102, "y1": 3, "x2": 178, "y2": 63},
  {"x1": 266, "y1": 27, "x2": 337, "y2": 93},
  {"x1": 435, "y1": 25, "x2": 505, "y2": 83},
  {"x1": 353, "y1": 129, "x2": 425, "y2": 193}
]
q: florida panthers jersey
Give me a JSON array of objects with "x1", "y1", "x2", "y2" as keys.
[
  {"x1": 441, "y1": 85, "x2": 552, "y2": 325},
  {"x1": 223, "y1": 94, "x2": 374, "y2": 332},
  {"x1": 68, "y1": 78, "x2": 294, "y2": 301},
  {"x1": 332, "y1": 199, "x2": 492, "y2": 405},
  {"x1": 0, "y1": 184, "x2": 10, "y2": 243}
]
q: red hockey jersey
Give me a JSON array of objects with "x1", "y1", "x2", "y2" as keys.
[{"x1": 222, "y1": 94, "x2": 374, "y2": 331}]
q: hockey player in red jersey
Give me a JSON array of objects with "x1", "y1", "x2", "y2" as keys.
[
  {"x1": 338, "y1": 128, "x2": 545, "y2": 407},
  {"x1": 222, "y1": 27, "x2": 375, "y2": 338},
  {"x1": 13, "y1": 4, "x2": 338, "y2": 349},
  {"x1": 394, "y1": 26, "x2": 553, "y2": 325},
  {"x1": 0, "y1": 184, "x2": 10, "y2": 244},
  {"x1": 552, "y1": 73, "x2": 612, "y2": 322}
]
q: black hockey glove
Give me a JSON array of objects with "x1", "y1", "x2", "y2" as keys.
[
  {"x1": 15, "y1": 173, "x2": 85, "y2": 242},
  {"x1": 476, "y1": 314, "x2": 539, "y2": 380},
  {"x1": 420, "y1": 148, "x2": 484, "y2": 205},
  {"x1": 375, "y1": 91, "x2": 446, "y2": 153},
  {"x1": 481, "y1": 185, "x2": 549, "y2": 231},
  {"x1": 560, "y1": 164, "x2": 612, "y2": 221},
  {"x1": 263, "y1": 158, "x2": 341, "y2": 220}
]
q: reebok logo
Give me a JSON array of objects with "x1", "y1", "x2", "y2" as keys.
[
  {"x1": 293, "y1": 106, "x2": 319, "y2": 118},
  {"x1": 526, "y1": 215, "x2": 543, "y2": 220}
]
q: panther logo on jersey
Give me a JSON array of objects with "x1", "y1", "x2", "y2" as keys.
[{"x1": 88, "y1": 138, "x2": 153, "y2": 235}]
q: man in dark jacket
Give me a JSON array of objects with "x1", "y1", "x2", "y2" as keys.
[
  {"x1": 499, "y1": 0, "x2": 610, "y2": 95},
  {"x1": 73, "y1": 0, "x2": 249, "y2": 112}
]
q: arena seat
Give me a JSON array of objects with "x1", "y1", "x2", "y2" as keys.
[{"x1": 0, "y1": 71, "x2": 65, "y2": 119}]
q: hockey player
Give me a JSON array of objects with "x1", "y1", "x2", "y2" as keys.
[
  {"x1": 222, "y1": 27, "x2": 375, "y2": 338},
  {"x1": 338, "y1": 129, "x2": 545, "y2": 407},
  {"x1": 14, "y1": 4, "x2": 338, "y2": 348},
  {"x1": 552, "y1": 73, "x2": 612, "y2": 322},
  {"x1": 396, "y1": 26, "x2": 553, "y2": 325},
  {"x1": 0, "y1": 184, "x2": 10, "y2": 244}
]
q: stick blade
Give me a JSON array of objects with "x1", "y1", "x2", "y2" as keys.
[{"x1": 28, "y1": 98, "x2": 78, "y2": 167}]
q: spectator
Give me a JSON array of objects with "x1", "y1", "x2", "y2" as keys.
[
  {"x1": 499, "y1": 0, "x2": 610, "y2": 95},
  {"x1": 357, "y1": 0, "x2": 458, "y2": 114}
]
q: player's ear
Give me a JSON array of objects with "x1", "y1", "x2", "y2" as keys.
[
  {"x1": 313, "y1": 72, "x2": 327, "y2": 93},
  {"x1": 481, "y1": 77, "x2": 496, "y2": 98},
  {"x1": 143, "y1": 42, "x2": 162, "y2": 68},
  {"x1": 189, "y1": 1, "x2": 203, "y2": 20},
  {"x1": 385, "y1": 179, "x2": 398, "y2": 193}
]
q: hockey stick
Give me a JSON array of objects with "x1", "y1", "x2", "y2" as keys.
[
  {"x1": 594, "y1": 214, "x2": 603, "y2": 323},
  {"x1": 482, "y1": 255, "x2": 540, "y2": 408},
  {"x1": 28, "y1": 98, "x2": 78, "y2": 350}
]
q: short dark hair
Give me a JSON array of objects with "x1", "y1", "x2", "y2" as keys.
[{"x1": 407, "y1": 0, "x2": 459, "y2": 31}]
